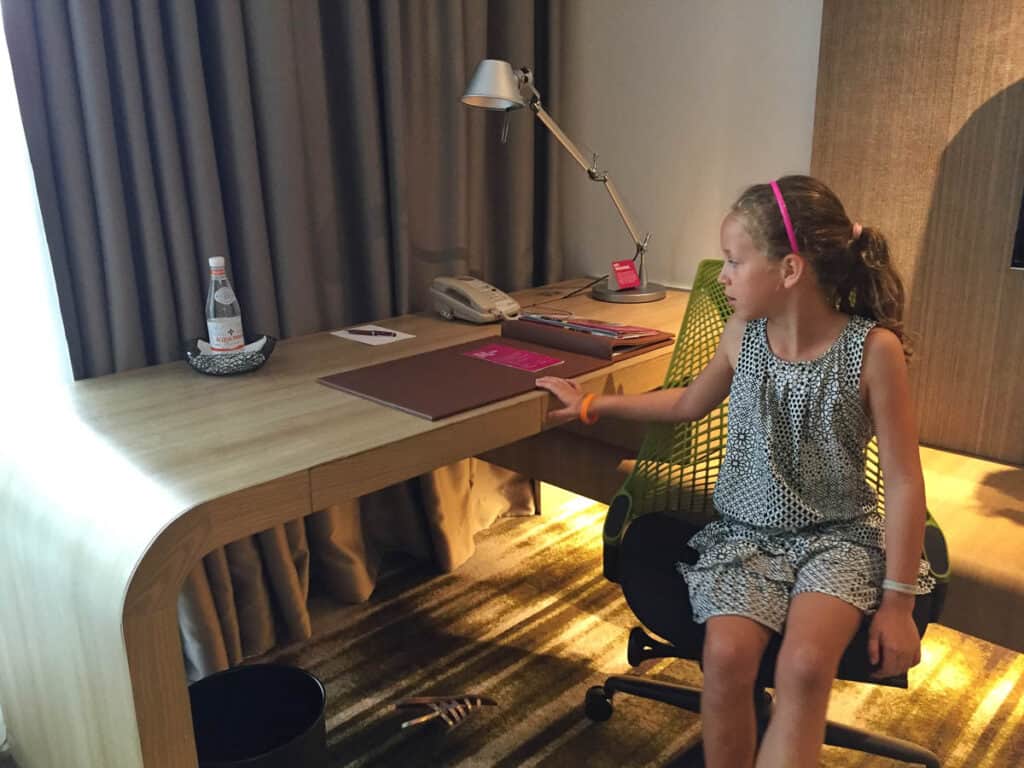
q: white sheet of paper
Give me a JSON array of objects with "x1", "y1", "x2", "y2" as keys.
[{"x1": 331, "y1": 324, "x2": 415, "y2": 345}]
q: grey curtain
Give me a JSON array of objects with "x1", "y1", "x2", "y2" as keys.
[{"x1": 3, "y1": 0, "x2": 562, "y2": 678}]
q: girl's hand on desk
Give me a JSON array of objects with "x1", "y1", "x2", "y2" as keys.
[{"x1": 535, "y1": 376, "x2": 584, "y2": 423}]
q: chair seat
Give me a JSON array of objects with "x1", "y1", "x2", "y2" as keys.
[{"x1": 618, "y1": 512, "x2": 934, "y2": 689}]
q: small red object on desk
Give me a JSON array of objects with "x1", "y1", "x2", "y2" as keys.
[{"x1": 609, "y1": 260, "x2": 640, "y2": 290}]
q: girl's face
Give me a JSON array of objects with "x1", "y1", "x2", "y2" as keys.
[{"x1": 717, "y1": 213, "x2": 784, "y2": 320}]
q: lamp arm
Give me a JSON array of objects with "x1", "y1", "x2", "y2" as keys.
[
  {"x1": 528, "y1": 99, "x2": 650, "y2": 261},
  {"x1": 601, "y1": 176, "x2": 649, "y2": 259},
  {"x1": 530, "y1": 103, "x2": 591, "y2": 175}
]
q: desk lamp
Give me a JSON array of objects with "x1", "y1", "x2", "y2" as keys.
[{"x1": 462, "y1": 59, "x2": 666, "y2": 303}]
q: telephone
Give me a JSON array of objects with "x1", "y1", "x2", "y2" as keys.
[{"x1": 430, "y1": 275, "x2": 521, "y2": 323}]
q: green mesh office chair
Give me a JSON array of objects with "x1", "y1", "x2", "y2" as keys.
[{"x1": 585, "y1": 260, "x2": 951, "y2": 767}]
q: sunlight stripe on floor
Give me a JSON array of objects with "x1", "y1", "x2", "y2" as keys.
[{"x1": 946, "y1": 653, "x2": 1024, "y2": 766}]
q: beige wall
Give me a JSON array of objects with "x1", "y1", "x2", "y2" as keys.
[{"x1": 553, "y1": 0, "x2": 823, "y2": 288}]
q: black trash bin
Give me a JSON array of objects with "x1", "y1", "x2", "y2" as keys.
[{"x1": 189, "y1": 664, "x2": 327, "y2": 768}]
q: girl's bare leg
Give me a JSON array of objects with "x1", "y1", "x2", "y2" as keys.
[
  {"x1": 755, "y1": 592, "x2": 862, "y2": 768},
  {"x1": 701, "y1": 615, "x2": 774, "y2": 768}
]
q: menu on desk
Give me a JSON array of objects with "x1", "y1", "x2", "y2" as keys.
[{"x1": 461, "y1": 343, "x2": 564, "y2": 373}]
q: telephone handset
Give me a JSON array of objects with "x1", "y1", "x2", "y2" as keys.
[{"x1": 430, "y1": 275, "x2": 521, "y2": 324}]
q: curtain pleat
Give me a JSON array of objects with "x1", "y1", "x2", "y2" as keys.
[
  {"x1": 3, "y1": 0, "x2": 555, "y2": 680},
  {"x1": 134, "y1": 2, "x2": 209, "y2": 350},
  {"x1": 194, "y1": 1, "x2": 281, "y2": 338}
]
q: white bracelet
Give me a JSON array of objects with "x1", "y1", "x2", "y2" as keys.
[{"x1": 882, "y1": 578, "x2": 921, "y2": 595}]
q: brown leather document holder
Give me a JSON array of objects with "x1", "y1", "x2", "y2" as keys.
[
  {"x1": 318, "y1": 321, "x2": 673, "y2": 421},
  {"x1": 499, "y1": 318, "x2": 673, "y2": 360}
]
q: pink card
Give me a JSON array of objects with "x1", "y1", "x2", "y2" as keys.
[
  {"x1": 462, "y1": 343, "x2": 564, "y2": 373},
  {"x1": 610, "y1": 259, "x2": 640, "y2": 290}
]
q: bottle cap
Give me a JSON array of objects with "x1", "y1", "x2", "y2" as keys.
[{"x1": 209, "y1": 257, "x2": 225, "y2": 267}]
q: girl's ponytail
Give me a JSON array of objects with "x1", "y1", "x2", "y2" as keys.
[{"x1": 841, "y1": 226, "x2": 911, "y2": 359}]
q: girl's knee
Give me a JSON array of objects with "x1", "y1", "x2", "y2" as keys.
[
  {"x1": 702, "y1": 627, "x2": 766, "y2": 688},
  {"x1": 774, "y1": 642, "x2": 838, "y2": 693}
]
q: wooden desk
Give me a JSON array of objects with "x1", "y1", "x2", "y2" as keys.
[{"x1": 0, "y1": 281, "x2": 688, "y2": 768}]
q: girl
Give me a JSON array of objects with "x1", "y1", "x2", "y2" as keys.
[{"x1": 536, "y1": 175, "x2": 933, "y2": 768}]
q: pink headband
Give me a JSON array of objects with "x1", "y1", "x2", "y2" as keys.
[{"x1": 769, "y1": 180, "x2": 799, "y2": 255}]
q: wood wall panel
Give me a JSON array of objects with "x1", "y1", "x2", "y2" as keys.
[
  {"x1": 812, "y1": 0, "x2": 1024, "y2": 464},
  {"x1": 811, "y1": 1, "x2": 962, "y2": 303}
]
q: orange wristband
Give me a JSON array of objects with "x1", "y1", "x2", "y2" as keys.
[{"x1": 579, "y1": 393, "x2": 599, "y2": 425}]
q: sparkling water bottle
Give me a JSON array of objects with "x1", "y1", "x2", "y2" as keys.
[{"x1": 206, "y1": 257, "x2": 245, "y2": 352}]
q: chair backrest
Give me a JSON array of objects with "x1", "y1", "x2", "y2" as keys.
[{"x1": 616, "y1": 260, "x2": 734, "y2": 527}]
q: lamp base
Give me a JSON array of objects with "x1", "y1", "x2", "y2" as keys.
[{"x1": 590, "y1": 280, "x2": 667, "y2": 303}]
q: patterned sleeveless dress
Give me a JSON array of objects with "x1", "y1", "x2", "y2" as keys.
[{"x1": 677, "y1": 316, "x2": 934, "y2": 633}]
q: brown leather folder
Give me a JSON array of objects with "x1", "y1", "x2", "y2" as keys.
[
  {"x1": 318, "y1": 336, "x2": 611, "y2": 420},
  {"x1": 499, "y1": 319, "x2": 673, "y2": 360}
]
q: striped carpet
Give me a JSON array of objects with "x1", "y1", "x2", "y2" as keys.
[{"x1": 261, "y1": 494, "x2": 1024, "y2": 768}]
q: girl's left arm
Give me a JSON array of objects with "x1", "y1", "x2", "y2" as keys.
[{"x1": 861, "y1": 328, "x2": 927, "y2": 679}]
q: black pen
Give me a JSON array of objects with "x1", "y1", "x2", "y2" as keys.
[{"x1": 348, "y1": 328, "x2": 397, "y2": 337}]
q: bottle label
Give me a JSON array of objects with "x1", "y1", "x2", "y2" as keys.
[
  {"x1": 213, "y1": 286, "x2": 237, "y2": 305},
  {"x1": 207, "y1": 317, "x2": 245, "y2": 352}
]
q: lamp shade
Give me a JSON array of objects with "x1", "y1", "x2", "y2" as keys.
[{"x1": 461, "y1": 59, "x2": 525, "y2": 110}]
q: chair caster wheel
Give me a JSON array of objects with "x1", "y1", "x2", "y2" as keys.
[{"x1": 584, "y1": 686, "x2": 613, "y2": 722}]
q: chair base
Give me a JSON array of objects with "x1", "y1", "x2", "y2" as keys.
[
  {"x1": 585, "y1": 674, "x2": 940, "y2": 767},
  {"x1": 823, "y1": 719, "x2": 940, "y2": 768}
]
